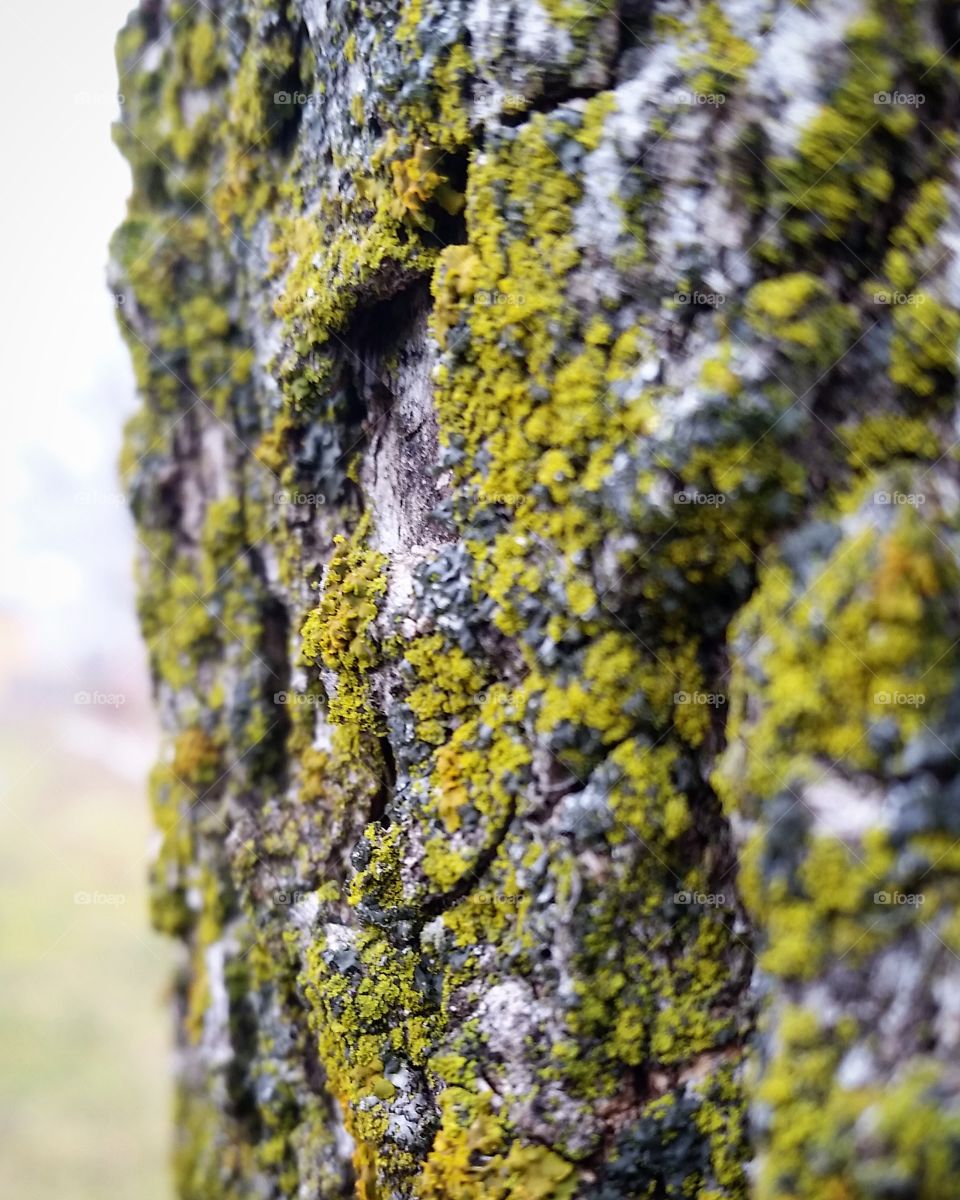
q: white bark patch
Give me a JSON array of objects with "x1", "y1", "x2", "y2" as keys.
[
  {"x1": 202, "y1": 940, "x2": 233, "y2": 1071},
  {"x1": 745, "y1": 0, "x2": 866, "y2": 156},
  {"x1": 803, "y1": 774, "x2": 886, "y2": 841}
]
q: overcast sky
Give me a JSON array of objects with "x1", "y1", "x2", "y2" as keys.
[{"x1": 0, "y1": 0, "x2": 146, "y2": 674}]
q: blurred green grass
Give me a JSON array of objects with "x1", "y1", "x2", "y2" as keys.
[{"x1": 0, "y1": 713, "x2": 173, "y2": 1199}]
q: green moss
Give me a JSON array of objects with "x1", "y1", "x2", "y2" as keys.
[
  {"x1": 536, "y1": 631, "x2": 708, "y2": 755},
  {"x1": 212, "y1": 1, "x2": 299, "y2": 227},
  {"x1": 838, "y1": 414, "x2": 940, "y2": 468},
  {"x1": 421, "y1": 692, "x2": 530, "y2": 888},
  {"x1": 587, "y1": 1066, "x2": 748, "y2": 1199},
  {"x1": 432, "y1": 244, "x2": 482, "y2": 348},
  {"x1": 113, "y1": 212, "x2": 238, "y2": 415},
  {"x1": 756, "y1": 1008, "x2": 960, "y2": 1199},
  {"x1": 416, "y1": 1088, "x2": 577, "y2": 1199},
  {"x1": 685, "y1": 1, "x2": 757, "y2": 96},
  {"x1": 882, "y1": 178, "x2": 949, "y2": 293},
  {"x1": 390, "y1": 38, "x2": 475, "y2": 152},
  {"x1": 762, "y1": 15, "x2": 907, "y2": 251},
  {"x1": 538, "y1": 0, "x2": 615, "y2": 36},
  {"x1": 429, "y1": 108, "x2": 660, "y2": 638},
  {"x1": 270, "y1": 134, "x2": 462, "y2": 389},
  {"x1": 301, "y1": 920, "x2": 444, "y2": 1187},
  {"x1": 566, "y1": 876, "x2": 745, "y2": 1096},
  {"x1": 200, "y1": 497, "x2": 246, "y2": 581},
  {"x1": 717, "y1": 478, "x2": 960, "y2": 1193},
  {"x1": 147, "y1": 762, "x2": 194, "y2": 936},
  {"x1": 388, "y1": 140, "x2": 465, "y2": 231},
  {"x1": 889, "y1": 294, "x2": 960, "y2": 399},
  {"x1": 173, "y1": 1086, "x2": 257, "y2": 1200},
  {"x1": 745, "y1": 272, "x2": 859, "y2": 365},
  {"x1": 186, "y1": 20, "x2": 220, "y2": 87},
  {"x1": 404, "y1": 634, "x2": 488, "y2": 751},
  {"x1": 173, "y1": 728, "x2": 223, "y2": 786},
  {"x1": 716, "y1": 485, "x2": 960, "y2": 810},
  {"x1": 133, "y1": 538, "x2": 220, "y2": 693},
  {"x1": 300, "y1": 516, "x2": 388, "y2": 730}
]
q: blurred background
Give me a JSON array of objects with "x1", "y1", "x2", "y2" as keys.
[{"x1": 0, "y1": 1, "x2": 173, "y2": 1195}]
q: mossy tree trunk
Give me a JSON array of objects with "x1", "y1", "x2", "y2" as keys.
[{"x1": 112, "y1": 0, "x2": 960, "y2": 1196}]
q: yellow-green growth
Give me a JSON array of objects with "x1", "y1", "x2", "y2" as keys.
[
  {"x1": 745, "y1": 272, "x2": 859, "y2": 364},
  {"x1": 300, "y1": 518, "x2": 388, "y2": 730}
]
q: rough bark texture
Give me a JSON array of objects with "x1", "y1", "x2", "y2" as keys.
[{"x1": 111, "y1": 1, "x2": 960, "y2": 1196}]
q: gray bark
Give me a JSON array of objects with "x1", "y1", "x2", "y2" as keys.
[{"x1": 111, "y1": 0, "x2": 960, "y2": 1196}]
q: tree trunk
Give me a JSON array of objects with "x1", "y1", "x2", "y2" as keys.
[{"x1": 111, "y1": 1, "x2": 960, "y2": 1196}]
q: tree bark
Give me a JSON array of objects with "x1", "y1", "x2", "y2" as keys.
[{"x1": 111, "y1": 0, "x2": 960, "y2": 1196}]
